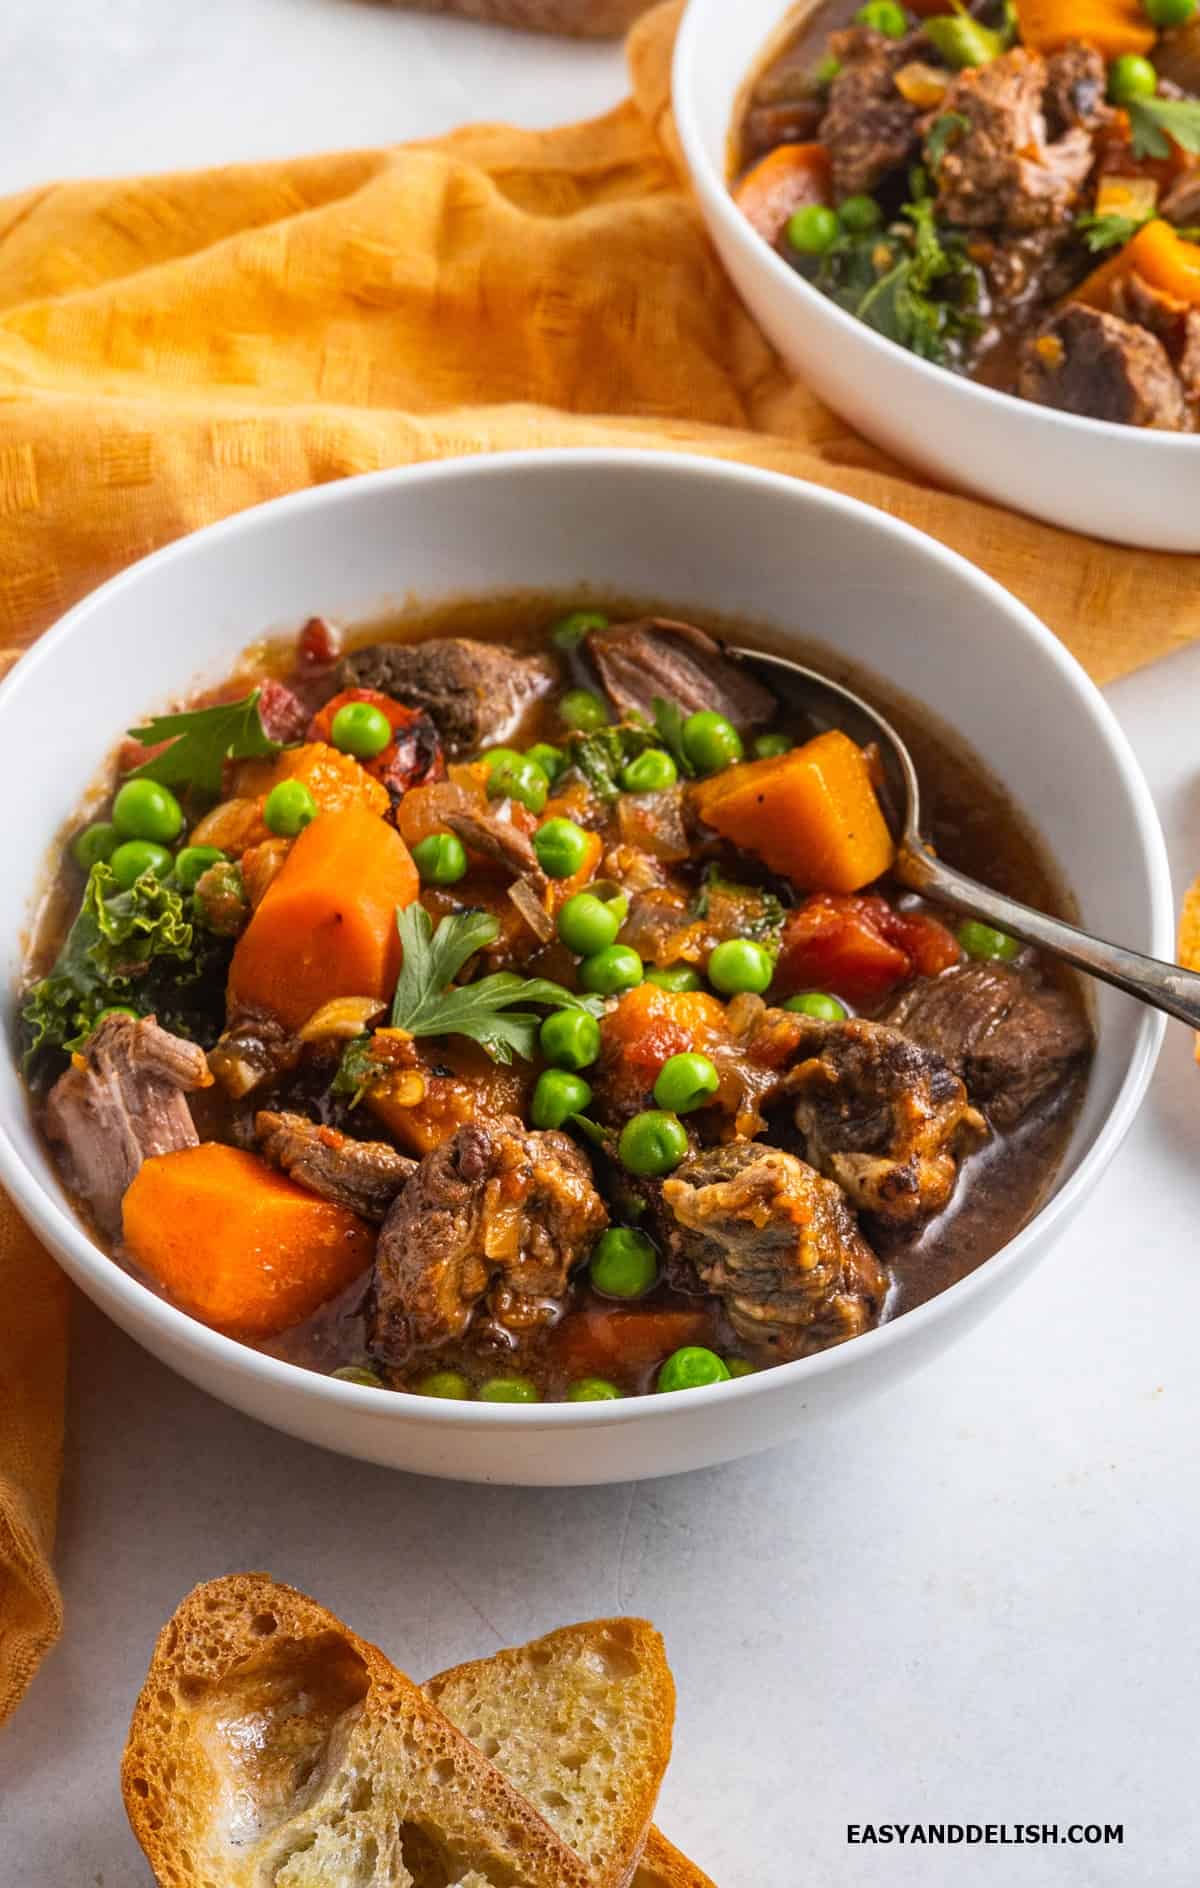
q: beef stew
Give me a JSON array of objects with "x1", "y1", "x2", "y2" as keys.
[{"x1": 20, "y1": 599, "x2": 1092, "y2": 1403}]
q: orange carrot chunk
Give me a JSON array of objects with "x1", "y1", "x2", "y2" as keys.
[
  {"x1": 228, "y1": 802, "x2": 419, "y2": 1030},
  {"x1": 1016, "y1": 0, "x2": 1154, "y2": 59},
  {"x1": 692, "y1": 729, "x2": 895, "y2": 894},
  {"x1": 733, "y1": 142, "x2": 832, "y2": 244},
  {"x1": 1074, "y1": 219, "x2": 1200, "y2": 312},
  {"x1": 122, "y1": 1143, "x2": 374, "y2": 1337}
]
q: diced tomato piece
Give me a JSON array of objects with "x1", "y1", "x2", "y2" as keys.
[
  {"x1": 776, "y1": 894, "x2": 913, "y2": 1007},
  {"x1": 550, "y1": 1304, "x2": 716, "y2": 1385},
  {"x1": 296, "y1": 615, "x2": 342, "y2": 670},
  {"x1": 872, "y1": 903, "x2": 962, "y2": 978}
]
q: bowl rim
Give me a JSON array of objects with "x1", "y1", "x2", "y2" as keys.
[
  {"x1": 672, "y1": 0, "x2": 1200, "y2": 455},
  {"x1": 0, "y1": 447, "x2": 1172, "y2": 1431}
]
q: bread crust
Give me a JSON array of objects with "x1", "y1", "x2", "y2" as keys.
[{"x1": 122, "y1": 1573, "x2": 593, "y2": 1888}]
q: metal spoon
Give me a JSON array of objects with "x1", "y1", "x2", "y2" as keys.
[{"x1": 730, "y1": 645, "x2": 1200, "y2": 1031}]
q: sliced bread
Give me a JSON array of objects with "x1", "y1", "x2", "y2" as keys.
[{"x1": 122, "y1": 1573, "x2": 592, "y2": 1888}]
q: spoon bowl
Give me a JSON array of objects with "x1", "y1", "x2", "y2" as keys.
[{"x1": 734, "y1": 645, "x2": 1200, "y2": 1033}]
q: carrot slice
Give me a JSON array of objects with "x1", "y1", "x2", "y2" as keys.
[
  {"x1": 733, "y1": 142, "x2": 832, "y2": 244},
  {"x1": 228, "y1": 802, "x2": 419, "y2": 1030},
  {"x1": 692, "y1": 729, "x2": 895, "y2": 894},
  {"x1": 122, "y1": 1143, "x2": 373, "y2": 1337},
  {"x1": 1074, "y1": 219, "x2": 1200, "y2": 311},
  {"x1": 550, "y1": 1305, "x2": 716, "y2": 1385},
  {"x1": 1016, "y1": 0, "x2": 1154, "y2": 59}
]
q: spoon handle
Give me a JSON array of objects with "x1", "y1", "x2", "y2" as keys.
[{"x1": 897, "y1": 845, "x2": 1200, "y2": 1031}]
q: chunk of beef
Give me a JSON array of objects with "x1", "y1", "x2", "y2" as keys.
[
  {"x1": 1162, "y1": 171, "x2": 1200, "y2": 229},
  {"x1": 586, "y1": 618, "x2": 775, "y2": 734},
  {"x1": 662, "y1": 1141, "x2": 888, "y2": 1363},
  {"x1": 818, "y1": 27, "x2": 927, "y2": 199},
  {"x1": 255, "y1": 679, "x2": 310, "y2": 744},
  {"x1": 45, "y1": 1014, "x2": 210, "y2": 1236},
  {"x1": 337, "y1": 639, "x2": 553, "y2": 758},
  {"x1": 785, "y1": 1017, "x2": 985, "y2": 1226},
  {"x1": 444, "y1": 808, "x2": 541, "y2": 878},
  {"x1": 1043, "y1": 42, "x2": 1111, "y2": 136},
  {"x1": 1111, "y1": 271, "x2": 1200, "y2": 406},
  {"x1": 934, "y1": 49, "x2": 1092, "y2": 232},
  {"x1": 256, "y1": 1110, "x2": 416, "y2": 1221},
  {"x1": 885, "y1": 961, "x2": 1091, "y2": 1129},
  {"x1": 370, "y1": 1114, "x2": 608, "y2": 1365},
  {"x1": 1018, "y1": 303, "x2": 1188, "y2": 428},
  {"x1": 977, "y1": 223, "x2": 1079, "y2": 317},
  {"x1": 742, "y1": 97, "x2": 825, "y2": 165},
  {"x1": 208, "y1": 1008, "x2": 301, "y2": 1099},
  {"x1": 1156, "y1": 19, "x2": 1200, "y2": 94}
]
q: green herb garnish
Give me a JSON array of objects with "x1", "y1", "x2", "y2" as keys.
[
  {"x1": 389, "y1": 905, "x2": 603, "y2": 1064},
  {"x1": 926, "y1": 112, "x2": 970, "y2": 173},
  {"x1": 126, "y1": 689, "x2": 282, "y2": 795},
  {"x1": 1074, "y1": 209, "x2": 1154, "y2": 254},
  {"x1": 814, "y1": 186, "x2": 983, "y2": 368},
  {"x1": 1128, "y1": 96, "x2": 1200, "y2": 161}
]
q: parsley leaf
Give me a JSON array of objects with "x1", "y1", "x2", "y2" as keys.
[
  {"x1": 926, "y1": 112, "x2": 970, "y2": 173},
  {"x1": 331, "y1": 1035, "x2": 380, "y2": 1108},
  {"x1": 389, "y1": 905, "x2": 603, "y2": 1063},
  {"x1": 815, "y1": 191, "x2": 982, "y2": 368},
  {"x1": 127, "y1": 690, "x2": 282, "y2": 795},
  {"x1": 1127, "y1": 96, "x2": 1200, "y2": 161},
  {"x1": 1074, "y1": 209, "x2": 1154, "y2": 254}
]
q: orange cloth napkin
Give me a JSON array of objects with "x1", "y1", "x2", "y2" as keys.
[{"x1": 1, "y1": 0, "x2": 1196, "y2": 1722}]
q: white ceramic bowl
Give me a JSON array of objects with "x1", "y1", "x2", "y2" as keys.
[
  {"x1": 0, "y1": 452, "x2": 1170, "y2": 1483},
  {"x1": 674, "y1": 0, "x2": 1200, "y2": 551}
]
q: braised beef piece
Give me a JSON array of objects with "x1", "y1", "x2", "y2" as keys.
[
  {"x1": 1018, "y1": 304, "x2": 1189, "y2": 429},
  {"x1": 785, "y1": 1017, "x2": 986, "y2": 1227},
  {"x1": 256, "y1": 1110, "x2": 416, "y2": 1221},
  {"x1": 742, "y1": 97, "x2": 825, "y2": 165},
  {"x1": 933, "y1": 49, "x2": 1092, "y2": 232},
  {"x1": 885, "y1": 961, "x2": 1091, "y2": 1130},
  {"x1": 208, "y1": 1008, "x2": 301, "y2": 1100},
  {"x1": 444, "y1": 808, "x2": 542, "y2": 879},
  {"x1": 979, "y1": 226, "x2": 1079, "y2": 319},
  {"x1": 375, "y1": 711, "x2": 446, "y2": 807},
  {"x1": 1162, "y1": 171, "x2": 1200, "y2": 228},
  {"x1": 586, "y1": 618, "x2": 776, "y2": 734},
  {"x1": 370, "y1": 1114, "x2": 608, "y2": 1366},
  {"x1": 337, "y1": 638, "x2": 552, "y2": 758},
  {"x1": 1155, "y1": 19, "x2": 1200, "y2": 93},
  {"x1": 255, "y1": 679, "x2": 310, "y2": 744},
  {"x1": 46, "y1": 1014, "x2": 210, "y2": 1236},
  {"x1": 1043, "y1": 42, "x2": 1111, "y2": 136},
  {"x1": 818, "y1": 27, "x2": 927, "y2": 200},
  {"x1": 1111, "y1": 273, "x2": 1200, "y2": 405},
  {"x1": 662, "y1": 1141, "x2": 888, "y2": 1363}
]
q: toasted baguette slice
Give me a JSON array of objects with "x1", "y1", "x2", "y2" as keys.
[
  {"x1": 425, "y1": 1620, "x2": 674, "y2": 1888},
  {"x1": 122, "y1": 1574, "x2": 592, "y2": 1888},
  {"x1": 635, "y1": 1829, "x2": 717, "y2": 1888}
]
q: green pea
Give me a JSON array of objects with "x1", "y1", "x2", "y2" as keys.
[
  {"x1": 787, "y1": 204, "x2": 841, "y2": 255},
  {"x1": 814, "y1": 52, "x2": 841, "y2": 86},
  {"x1": 331, "y1": 1364, "x2": 385, "y2": 1387},
  {"x1": 487, "y1": 754, "x2": 550, "y2": 816},
  {"x1": 618, "y1": 1109, "x2": 689, "y2": 1177},
  {"x1": 726, "y1": 1357, "x2": 756, "y2": 1379},
  {"x1": 483, "y1": 746, "x2": 523, "y2": 776},
  {"x1": 415, "y1": 1369, "x2": 471, "y2": 1399},
  {"x1": 653, "y1": 1051, "x2": 720, "y2": 1115},
  {"x1": 1109, "y1": 53, "x2": 1158, "y2": 102},
  {"x1": 539, "y1": 1008, "x2": 601, "y2": 1071},
  {"x1": 752, "y1": 732, "x2": 793, "y2": 759},
  {"x1": 478, "y1": 1376, "x2": 540, "y2": 1403},
  {"x1": 330, "y1": 700, "x2": 392, "y2": 759},
  {"x1": 646, "y1": 964, "x2": 703, "y2": 993},
  {"x1": 838, "y1": 194, "x2": 883, "y2": 234},
  {"x1": 621, "y1": 748, "x2": 679, "y2": 793},
  {"x1": 708, "y1": 938, "x2": 773, "y2": 996},
  {"x1": 551, "y1": 608, "x2": 609, "y2": 650},
  {"x1": 559, "y1": 688, "x2": 608, "y2": 732},
  {"x1": 855, "y1": 0, "x2": 907, "y2": 35},
  {"x1": 264, "y1": 779, "x2": 319, "y2": 837},
  {"x1": 957, "y1": 919, "x2": 1020, "y2": 963},
  {"x1": 173, "y1": 845, "x2": 227, "y2": 892},
  {"x1": 681, "y1": 710, "x2": 743, "y2": 775},
  {"x1": 1145, "y1": 0, "x2": 1195, "y2": 23},
  {"x1": 589, "y1": 1226, "x2": 658, "y2": 1299},
  {"x1": 783, "y1": 990, "x2": 848, "y2": 1021},
  {"x1": 579, "y1": 944, "x2": 643, "y2": 996},
  {"x1": 531, "y1": 1068, "x2": 593, "y2": 1130},
  {"x1": 72, "y1": 822, "x2": 118, "y2": 872},
  {"x1": 109, "y1": 840, "x2": 173, "y2": 889},
  {"x1": 112, "y1": 778, "x2": 184, "y2": 845},
  {"x1": 567, "y1": 1377, "x2": 623, "y2": 1401},
  {"x1": 656, "y1": 1346, "x2": 731, "y2": 1393},
  {"x1": 526, "y1": 742, "x2": 566, "y2": 783},
  {"x1": 93, "y1": 1005, "x2": 139, "y2": 1029},
  {"x1": 412, "y1": 832, "x2": 468, "y2": 885},
  {"x1": 534, "y1": 816, "x2": 591, "y2": 879},
  {"x1": 558, "y1": 890, "x2": 621, "y2": 956}
]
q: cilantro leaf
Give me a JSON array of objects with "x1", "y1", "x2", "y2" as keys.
[
  {"x1": 127, "y1": 689, "x2": 282, "y2": 795},
  {"x1": 1074, "y1": 209, "x2": 1153, "y2": 254},
  {"x1": 814, "y1": 195, "x2": 982, "y2": 368},
  {"x1": 389, "y1": 904, "x2": 603, "y2": 1062},
  {"x1": 1128, "y1": 96, "x2": 1200, "y2": 161}
]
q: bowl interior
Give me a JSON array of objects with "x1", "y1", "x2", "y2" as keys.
[{"x1": 0, "y1": 452, "x2": 1169, "y2": 1413}]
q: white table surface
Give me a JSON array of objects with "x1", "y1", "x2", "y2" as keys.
[{"x1": 2, "y1": 8, "x2": 1199, "y2": 1886}]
